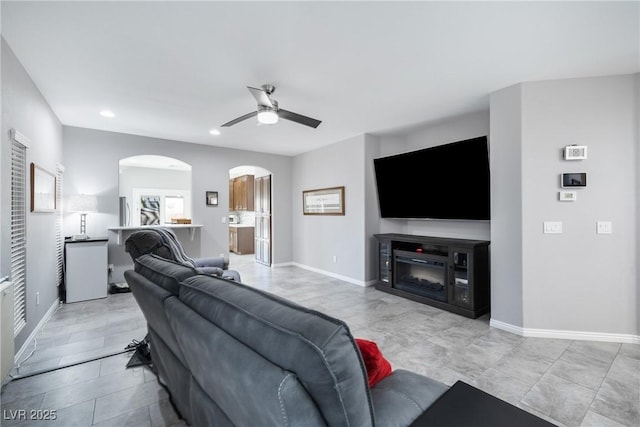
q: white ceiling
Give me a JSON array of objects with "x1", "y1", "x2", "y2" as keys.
[{"x1": 2, "y1": 1, "x2": 638, "y2": 156}]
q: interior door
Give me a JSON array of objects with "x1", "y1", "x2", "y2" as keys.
[{"x1": 254, "y1": 175, "x2": 272, "y2": 266}]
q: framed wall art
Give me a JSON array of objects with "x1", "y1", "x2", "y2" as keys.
[
  {"x1": 140, "y1": 195, "x2": 161, "y2": 225},
  {"x1": 302, "y1": 186, "x2": 345, "y2": 215},
  {"x1": 206, "y1": 191, "x2": 219, "y2": 206},
  {"x1": 30, "y1": 163, "x2": 56, "y2": 213}
]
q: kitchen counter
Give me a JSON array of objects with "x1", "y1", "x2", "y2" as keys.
[{"x1": 229, "y1": 224, "x2": 254, "y2": 228}]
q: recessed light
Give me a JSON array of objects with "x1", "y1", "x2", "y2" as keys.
[
  {"x1": 100, "y1": 110, "x2": 115, "y2": 118},
  {"x1": 209, "y1": 129, "x2": 221, "y2": 136}
]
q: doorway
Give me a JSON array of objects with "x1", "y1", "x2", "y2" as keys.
[{"x1": 229, "y1": 166, "x2": 272, "y2": 266}]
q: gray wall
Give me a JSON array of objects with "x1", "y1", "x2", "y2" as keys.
[
  {"x1": 520, "y1": 74, "x2": 638, "y2": 335},
  {"x1": 1, "y1": 38, "x2": 63, "y2": 351},
  {"x1": 292, "y1": 135, "x2": 367, "y2": 282},
  {"x1": 490, "y1": 74, "x2": 638, "y2": 337},
  {"x1": 364, "y1": 134, "x2": 382, "y2": 283},
  {"x1": 489, "y1": 84, "x2": 524, "y2": 328},
  {"x1": 63, "y1": 126, "x2": 293, "y2": 283}
]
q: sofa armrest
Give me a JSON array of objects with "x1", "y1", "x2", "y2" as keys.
[
  {"x1": 370, "y1": 369, "x2": 448, "y2": 427},
  {"x1": 196, "y1": 266, "x2": 224, "y2": 276},
  {"x1": 194, "y1": 257, "x2": 228, "y2": 270}
]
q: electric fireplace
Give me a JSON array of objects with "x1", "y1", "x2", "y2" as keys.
[
  {"x1": 374, "y1": 234, "x2": 490, "y2": 318},
  {"x1": 393, "y1": 250, "x2": 447, "y2": 302}
]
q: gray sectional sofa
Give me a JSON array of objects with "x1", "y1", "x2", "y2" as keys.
[{"x1": 124, "y1": 253, "x2": 448, "y2": 426}]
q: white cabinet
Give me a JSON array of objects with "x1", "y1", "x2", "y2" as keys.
[{"x1": 65, "y1": 238, "x2": 108, "y2": 303}]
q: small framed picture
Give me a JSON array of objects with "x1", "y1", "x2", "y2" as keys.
[
  {"x1": 206, "y1": 191, "x2": 219, "y2": 206},
  {"x1": 31, "y1": 163, "x2": 56, "y2": 213}
]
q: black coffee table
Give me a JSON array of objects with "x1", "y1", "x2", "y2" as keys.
[{"x1": 410, "y1": 381, "x2": 557, "y2": 427}]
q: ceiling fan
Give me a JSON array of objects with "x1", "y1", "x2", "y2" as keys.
[{"x1": 221, "y1": 84, "x2": 322, "y2": 129}]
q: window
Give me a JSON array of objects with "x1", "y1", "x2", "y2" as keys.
[
  {"x1": 10, "y1": 132, "x2": 28, "y2": 336},
  {"x1": 165, "y1": 196, "x2": 185, "y2": 223}
]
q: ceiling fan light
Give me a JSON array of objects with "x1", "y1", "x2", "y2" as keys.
[{"x1": 257, "y1": 109, "x2": 278, "y2": 125}]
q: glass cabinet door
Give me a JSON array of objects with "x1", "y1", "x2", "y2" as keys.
[
  {"x1": 378, "y1": 241, "x2": 392, "y2": 286},
  {"x1": 451, "y1": 251, "x2": 470, "y2": 307}
]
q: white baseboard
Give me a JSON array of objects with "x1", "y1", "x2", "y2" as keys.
[
  {"x1": 14, "y1": 299, "x2": 60, "y2": 364},
  {"x1": 490, "y1": 319, "x2": 640, "y2": 344},
  {"x1": 271, "y1": 262, "x2": 294, "y2": 268},
  {"x1": 290, "y1": 262, "x2": 373, "y2": 287}
]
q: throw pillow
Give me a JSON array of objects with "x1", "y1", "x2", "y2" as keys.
[{"x1": 355, "y1": 338, "x2": 392, "y2": 387}]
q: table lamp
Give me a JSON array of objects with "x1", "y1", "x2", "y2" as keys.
[{"x1": 67, "y1": 194, "x2": 98, "y2": 240}]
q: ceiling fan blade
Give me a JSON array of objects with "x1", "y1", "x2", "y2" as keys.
[
  {"x1": 247, "y1": 86, "x2": 273, "y2": 108},
  {"x1": 221, "y1": 111, "x2": 257, "y2": 127},
  {"x1": 278, "y1": 109, "x2": 322, "y2": 128}
]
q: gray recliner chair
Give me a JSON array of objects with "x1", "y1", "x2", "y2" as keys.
[{"x1": 124, "y1": 228, "x2": 241, "y2": 282}]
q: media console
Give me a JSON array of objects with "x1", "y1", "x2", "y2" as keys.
[{"x1": 374, "y1": 234, "x2": 490, "y2": 318}]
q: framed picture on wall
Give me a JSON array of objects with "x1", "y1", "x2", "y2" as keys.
[
  {"x1": 206, "y1": 191, "x2": 219, "y2": 206},
  {"x1": 302, "y1": 186, "x2": 345, "y2": 215},
  {"x1": 30, "y1": 163, "x2": 56, "y2": 213},
  {"x1": 140, "y1": 195, "x2": 161, "y2": 225}
]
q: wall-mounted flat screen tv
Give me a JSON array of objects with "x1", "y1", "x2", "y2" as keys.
[{"x1": 373, "y1": 136, "x2": 490, "y2": 220}]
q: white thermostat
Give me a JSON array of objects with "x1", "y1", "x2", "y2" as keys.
[{"x1": 563, "y1": 145, "x2": 587, "y2": 160}]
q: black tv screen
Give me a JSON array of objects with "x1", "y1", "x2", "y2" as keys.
[{"x1": 373, "y1": 136, "x2": 490, "y2": 220}]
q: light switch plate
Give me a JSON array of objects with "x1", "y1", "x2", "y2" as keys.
[
  {"x1": 559, "y1": 191, "x2": 577, "y2": 202},
  {"x1": 596, "y1": 221, "x2": 612, "y2": 234},
  {"x1": 543, "y1": 221, "x2": 563, "y2": 234}
]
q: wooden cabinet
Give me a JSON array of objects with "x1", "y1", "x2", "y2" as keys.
[
  {"x1": 254, "y1": 175, "x2": 272, "y2": 266},
  {"x1": 231, "y1": 175, "x2": 254, "y2": 211},
  {"x1": 229, "y1": 226, "x2": 255, "y2": 255},
  {"x1": 374, "y1": 234, "x2": 490, "y2": 319}
]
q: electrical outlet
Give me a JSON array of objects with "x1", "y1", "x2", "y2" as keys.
[
  {"x1": 332, "y1": 255, "x2": 337, "y2": 263},
  {"x1": 543, "y1": 221, "x2": 563, "y2": 234},
  {"x1": 36, "y1": 292, "x2": 40, "y2": 306},
  {"x1": 596, "y1": 221, "x2": 612, "y2": 234}
]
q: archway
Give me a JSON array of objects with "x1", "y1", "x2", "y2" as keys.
[
  {"x1": 229, "y1": 165, "x2": 272, "y2": 266},
  {"x1": 118, "y1": 155, "x2": 192, "y2": 226}
]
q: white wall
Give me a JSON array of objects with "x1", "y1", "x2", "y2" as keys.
[
  {"x1": 292, "y1": 135, "x2": 367, "y2": 283},
  {"x1": 1, "y1": 38, "x2": 63, "y2": 351},
  {"x1": 490, "y1": 74, "x2": 638, "y2": 340},
  {"x1": 63, "y1": 126, "x2": 293, "y2": 283}
]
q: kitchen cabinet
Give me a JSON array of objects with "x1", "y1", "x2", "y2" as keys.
[
  {"x1": 229, "y1": 226, "x2": 255, "y2": 255},
  {"x1": 231, "y1": 175, "x2": 254, "y2": 211}
]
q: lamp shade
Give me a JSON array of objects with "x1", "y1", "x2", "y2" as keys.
[{"x1": 66, "y1": 194, "x2": 98, "y2": 213}]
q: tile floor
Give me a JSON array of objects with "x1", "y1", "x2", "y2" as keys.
[{"x1": 1, "y1": 254, "x2": 638, "y2": 426}]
